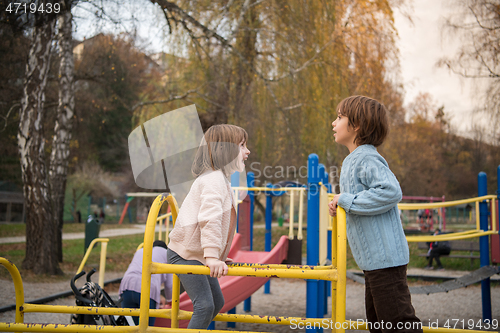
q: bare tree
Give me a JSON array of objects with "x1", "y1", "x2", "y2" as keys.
[
  {"x1": 17, "y1": 0, "x2": 62, "y2": 275},
  {"x1": 49, "y1": 3, "x2": 75, "y2": 263},
  {"x1": 440, "y1": 0, "x2": 500, "y2": 139}
]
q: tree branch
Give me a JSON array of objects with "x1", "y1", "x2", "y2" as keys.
[
  {"x1": 469, "y1": 5, "x2": 500, "y2": 31},
  {"x1": 228, "y1": 0, "x2": 251, "y2": 41},
  {"x1": 0, "y1": 102, "x2": 20, "y2": 132},
  {"x1": 130, "y1": 88, "x2": 198, "y2": 112}
]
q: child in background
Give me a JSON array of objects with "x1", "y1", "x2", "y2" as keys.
[
  {"x1": 119, "y1": 240, "x2": 172, "y2": 326},
  {"x1": 425, "y1": 229, "x2": 451, "y2": 270},
  {"x1": 328, "y1": 96, "x2": 422, "y2": 333},
  {"x1": 167, "y1": 124, "x2": 250, "y2": 329}
]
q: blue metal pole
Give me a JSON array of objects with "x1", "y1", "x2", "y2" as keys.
[
  {"x1": 244, "y1": 172, "x2": 255, "y2": 312},
  {"x1": 478, "y1": 172, "x2": 492, "y2": 321},
  {"x1": 231, "y1": 172, "x2": 240, "y2": 233},
  {"x1": 264, "y1": 183, "x2": 273, "y2": 294},
  {"x1": 248, "y1": 172, "x2": 255, "y2": 251},
  {"x1": 318, "y1": 164, "x2": 327, "y2": 317},
  {"x1": 321, "y1": 166, "x2": 332, "y2": 309},
  {"x1": 227, "y1": 307, "x2": 236, "y2": 328},
  {"x1": 307, "y1": 154, "x2": 322, "y2": 333}
]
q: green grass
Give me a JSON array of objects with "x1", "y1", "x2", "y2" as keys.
[
  {"x1": 0, "y1": 230, "x2": 162, "y2": 283},
  {"x1": 0, "y1": 222, "x2": 140, "y2": 237}
]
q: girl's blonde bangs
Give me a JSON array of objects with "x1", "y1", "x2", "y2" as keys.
[{"x1": 192, "y1": 124, "x2": 248, "y2": 177}]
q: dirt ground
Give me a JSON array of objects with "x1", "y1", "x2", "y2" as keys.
[{"x1": 1, "y1": 273, "x2": 499, "y2": 332}]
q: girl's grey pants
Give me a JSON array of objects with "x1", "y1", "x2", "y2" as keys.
[{"x1": 167, "y1": 248, "x2": 225, "y2": 329}]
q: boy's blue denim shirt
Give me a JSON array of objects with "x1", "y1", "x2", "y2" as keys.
[{"x1": 338, "y1": 144, "x2": 409, "y2": 271}]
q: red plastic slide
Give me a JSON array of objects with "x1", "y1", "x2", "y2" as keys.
[{"x1": 155, "y1": 233, "x2": 289, "y2": 328}]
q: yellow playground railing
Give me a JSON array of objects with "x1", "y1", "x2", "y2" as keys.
[
  {"x1": 231, "y1": 186, "x2": 306, "y2": 241},
  {"x1": 76, "y1": 237, "x2": 109, "y2": 287},
  {"x1": 136, "y1": 211, "x2": 173, "y2": 251},
  {"x1": 0, "y1": 191, "x2": 347, "y2": 333},
  {"x1": 327, "y1": 193, "x2": 498, "y2": 243},
  {"x1": 399, "y1": 195, "x2": 497, "y2": 242},
  {"x1": 139, "y1": 192, "x2": 347, "y2": 332},
  {"x1": 0, "y1": 191, "x2": 496, "y2": 333}
]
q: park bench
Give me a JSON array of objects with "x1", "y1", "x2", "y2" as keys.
[{"x1": 417, "y1": 240, "x2": 480, "y2": 268}]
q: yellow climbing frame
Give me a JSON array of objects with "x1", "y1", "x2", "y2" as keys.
[
  {"x1": 0, "y1": 191, "x2": 345, "y2": 333},
  {"x1": 0, "y1": 191, "x2": 496, "y2": 333},
  {"x1": 327, "y1": 194, "x2": 498, "y2": 243},
  {"x1": 138, "y1": 192, "x2": 347, "y2": 332},
  {"x1": 76, "y1": 237, "x2": 109, "y2": 287}
]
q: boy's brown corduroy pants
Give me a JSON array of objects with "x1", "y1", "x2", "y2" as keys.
[{"x1": 364, "y1": 265, "x2": 423, "y2": 333}]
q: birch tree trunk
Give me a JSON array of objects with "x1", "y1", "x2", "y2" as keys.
[
  {"x1": 18, "y1": 9, "x2": 61, "y2": 275},
  {"x1": 50, "y1": 9, "x2": 75, "y2": 263}
]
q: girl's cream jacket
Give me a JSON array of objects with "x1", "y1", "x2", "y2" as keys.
[{"x1": 168, "y1": 169, "x2": 237, "y2": 265}]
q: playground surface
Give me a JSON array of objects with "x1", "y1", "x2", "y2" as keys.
[{"x1": 0, "y1": 272, "x2": 499, "y2": 332}]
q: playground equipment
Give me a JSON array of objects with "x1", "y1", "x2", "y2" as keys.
[
  {"x1": 154, "y1": 233, "x2": 289, "y2": 328},
  {"x1": 401, "y1": 196, "x2": 446, "y2": 232},
  {"x1": 76, "y1": 238, "x2": 109, "y2": 287},
  {"x1": 396, "y1": 171, "x2": 500, "y2": 322},
  {"x1": 0, "y1": 189, "x2": 349, "y2": 333},
  {"x1": 1, "y1": 155, "x2": 500, "y2": 333}
]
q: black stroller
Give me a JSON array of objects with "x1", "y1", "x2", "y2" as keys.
[{"x1": 70, "y1": 269, "x2": 132, "y2": 326}]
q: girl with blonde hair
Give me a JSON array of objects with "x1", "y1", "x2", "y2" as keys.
[{"x1": 167, "y1": 124, "x2": 250, "y2": 329}]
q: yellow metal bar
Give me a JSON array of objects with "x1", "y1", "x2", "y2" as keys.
[
  {"x1": 2, "y1": 321, "x2": 492, "y2": 333},
  {"x1": 231, "y1": 186, "x2": 306, "y2": 192},
  {"x1": 492, "y1": 198, "x2": 496, "y2": 232},
  {"x1": 476, "y1": 201, "x2": 480, "y2": 230},
  {"x1": 234, "y1": 189, "x2": 239, "y2": 207},
  {"x1": 165, "y1": 218, "x2": 170, "y2": 244},
  {"x1": 319, "y1": 185, "x2": 329, "y2": 265},
  {"x1": 398, "y1": 195, "x2": 496, "y2": 210},
  {"x1": 171, "y1": 274, "x2": 180, "y2": 328},
  {"x1": 99, "y1": 241, "x2": 107, "y2": 287},
  {"x1": 330, "y1": 214, "x2": 338, "y2": 325},
  {"x1": 151, "y1": 262, "x2": 338, "y2": 281},
  {"x1": 289, "y1": 190, "x2": 294, "y2": 239},
  {"x1": 156, "y1": 213, "x2": 172, "y2": 242},
  {"x1": 76, "y1": 238, "x2": 109, "y2": 276},
  {"x1": 157, "y1": 212, "x2": 172, "y2": 221},
  {"x1": 336, "y1": 207, "x2": 347, "y2": 333},
  {"x1": 140, "y1": 195, "x2": 166, "y2": 332},
  {"x1": 0, "y1": 323, "x2": 139, "y2": 333},
  {"x1": 298, "y1": 188, "x2": 304, "y2": 240},
  {"x1": 414, "y1": 230, "x2": 478, "y2": 238},
  {"x1": 139, "y1": 193, "x2": 179, "y2": 332},
  {"x1": 158, "y1": 217, "x2": 163, "y2": 241},
  {"x1": 0, "y1": 313, "x2": 495, "y2": 333},
  {"x1": 228, "y1": 262, "x2": 334, "y2": 270},
  {"x1": 22, "y1": 303, "x2": 170, "y2": 318},
  {"x1": 0, "y1": 322, "x2": 275, "y2": 333},
  {"x1": 0, "y1": 258, "x2": 24, "y2": 323},
  {"x1": 166, "y1": 194, "x2": 179, "y2": 225},
  {"x1": 406, "y1": 230, "x2": 497, "y2": 242}
]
